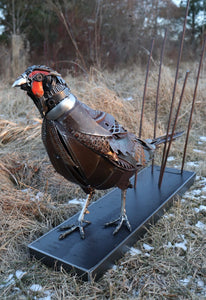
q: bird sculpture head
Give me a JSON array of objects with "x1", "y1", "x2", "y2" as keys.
[{"x1": 12, "y1": 65, "x2": 71, "y2": 118}]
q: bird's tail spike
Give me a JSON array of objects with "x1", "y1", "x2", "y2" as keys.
[{"x1": 149, "y1": 131, "x2": 184, "y2": 146}]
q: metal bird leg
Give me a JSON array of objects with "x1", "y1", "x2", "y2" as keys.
[
  {"x1": 105, "y1": 189, "x2": 132, "y2": 235},
  {"x1": 59, "y1": 190, "x2": 94, "y2": 240}
]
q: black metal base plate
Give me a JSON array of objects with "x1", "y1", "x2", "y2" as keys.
[{"x1": 28, "y1": 166, "x2": 195, "y2": 281}]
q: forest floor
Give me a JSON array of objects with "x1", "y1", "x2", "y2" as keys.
[{"x1": 0, "y1": 63, "x2": 206, "y2": 299}]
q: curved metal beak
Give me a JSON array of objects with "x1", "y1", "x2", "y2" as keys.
[{"x1": 12, "y1": 75, "x2": 27, "y2": 87}]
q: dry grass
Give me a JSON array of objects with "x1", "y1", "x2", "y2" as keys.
[{"x1": 0, "y1": 63, "x2": 206, "y2": 299}]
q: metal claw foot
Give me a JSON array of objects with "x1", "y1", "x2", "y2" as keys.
[
  {"x1": 105, "y1": 189, "x2": 132, "y2": 235},
  {"x1": 105, "y1": 213, "x2": 132, "y2": 235},
  {"x1": 59, "y1": 190, "x2": 94, "y2": 240},
  {"x1": 59, "y1": 220, "x2": 91, "y2": 240}
]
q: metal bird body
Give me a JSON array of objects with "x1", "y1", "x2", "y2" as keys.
[
  {"x1": 44, "y1": 99, "x2": 149, "y2": 191},
  {"x1": 13, "y1": 65, "x2": 182, "y2": 239}
]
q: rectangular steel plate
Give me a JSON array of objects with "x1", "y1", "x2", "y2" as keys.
[{"x1": 28, "y1": 166, "x2": 195, "y2": 281}]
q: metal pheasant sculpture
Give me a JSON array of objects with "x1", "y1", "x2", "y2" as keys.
[{"x1": 13, "y1": 65, "x2": 183, "y2": 239}]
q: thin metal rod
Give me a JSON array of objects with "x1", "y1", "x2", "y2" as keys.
[
  {"x1": 181, "y1": 37, "x2": 206, "y2": 173},
  {"x1": 152, "y1": 29, "x2": 167, "y2": 173},
  {"x1": 139, "y1": 38, "x2": 155, "y2": 138},
  {"x1": 158, "y1": 70, "x2": 190, "y2": 187},
  {"x1": 153, "y1": 30, "x2": 167, "y2": 140},
  {"x1": 158, "y1": 0, "x2": 190, "y2": 187}
]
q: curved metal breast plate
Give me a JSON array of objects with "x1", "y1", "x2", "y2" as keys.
[
  {"x1": 42, "y1": 118, "x2": 135, "y2": 191},
  {"x1": 58, "y1": 100, "x2": 112, "y2": 137}
]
